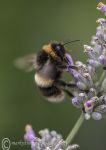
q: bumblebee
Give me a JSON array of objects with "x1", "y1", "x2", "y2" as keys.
[{"x1": 15, "y1": 41, "x2": 78, "y2": 102}]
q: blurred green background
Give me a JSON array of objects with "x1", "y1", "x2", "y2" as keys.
[{"x1": 0, "y1": 0, "x2": 106, "y2": 150}]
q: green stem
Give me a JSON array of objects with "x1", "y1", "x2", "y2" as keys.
[
  {"x1": 96, "y1": 71, "x2": 106, "y2": 88},
  {"x1": 65, "y1": 113, "x2": 84, "y2": 146}
]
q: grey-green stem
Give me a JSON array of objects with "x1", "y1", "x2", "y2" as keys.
[
  {"x1": 96, "y1": 71, "x2": 106, "y2": 88},
  {"x1": 65, "y1": 113, "x2": 84, "y2": 146}
]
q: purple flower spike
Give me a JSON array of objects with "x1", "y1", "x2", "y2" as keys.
[
  {"x1": 24, "y1": 125, "x2": 36, "y2": 142},
  {"x1": 97, "y1": 2, "x2": 106, "y2": 13},
  {"x1": 24, "y1": 126, "x2": 79, "y2": 150}
]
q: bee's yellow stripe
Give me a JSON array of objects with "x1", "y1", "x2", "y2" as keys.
[{"x1": 42, "y1": 44, "x2": 59, "y2": 59}]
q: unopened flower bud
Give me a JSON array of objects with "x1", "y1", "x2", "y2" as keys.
[
  {"x1": 77, "y1": 81, "x2": 87, "y2": 90},
  {"x1": 24, "y1": 125, "x2": 36, "y2": 142},
  {"x1": 95, "y1": 104, "x2": 106, "y2": 113},
  {"x1": 85, "y1": 113, "x2": 91, "y2": 120},
  {"x1": 99, "y1": 55, "x2": 106, "y2": 65},
  {"x1": 96, "y1": 18, "x2": 106, "y2": 25},
  {"x1": 78, "y1": 93, "x2": 87, "y2": 102},
  {"x1": 97, "y1": 2, "x2": 106, "y2": 13},
  {"x1": 88, "y1": 88, "x2": 97, "y2": 98},
  {"x1": 87, "y1": 65, "x2": 95, "y2": 78},
  {"x1": 88, "y1": 59, "x2": 100, "y2": 67},
  {"x1": 92, "y1": 112, "x2": 102, "y2": 120},
  {"x1": 72, "y1": 97, "x2": 81, "y2": 108},
  {"x1": 66, "y1": 144, "x2": 79, "y2": 150}
]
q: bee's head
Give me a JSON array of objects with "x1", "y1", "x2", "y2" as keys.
[
  {"x1": 51, "y1": 40, "x2": 80, "y2": 61},
  {"x1": 42, "y1": 40, "x2": 80, "y2": 61},
  {"x1": 42, "y1": 42, "x2": 66, "y2": 61},
  {"x1": 51, "y1": 43, "x2": 65, "y2": 61}
]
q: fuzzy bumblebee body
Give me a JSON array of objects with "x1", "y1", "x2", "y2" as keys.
[{"x1": 15, "y1": 42, "x2": 75, "y2": 102}]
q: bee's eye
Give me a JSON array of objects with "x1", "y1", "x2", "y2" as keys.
[{"x1": 56, "y1": 45, "x2": 61, "y2": 51}]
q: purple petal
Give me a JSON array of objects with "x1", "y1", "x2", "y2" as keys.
[
  {"x1": 97, "y1": 2, "x2": 106, "y2": 13},
  {"x1": 86, "y1": 101, "x2": 92, "y2": 108},
  {"x1": 100, "y1": 5, "x2": 106, "y2": 12},
  {"x1": 99, "y1": 55, "x2": 106, "y2": 65},
  {"x1": 24, "y1": 125, "x2": 36, "y2": 142},
  {"x1": 65, "y1": 53, "x2": 74, "y2": 66}
]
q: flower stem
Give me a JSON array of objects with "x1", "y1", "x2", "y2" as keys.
[
  {"x1": 96, "y1": 71, "x2": 106, "y2": 87},
  {"x1": 65, "y1": 113, "x2": 84, "y2": 146}
]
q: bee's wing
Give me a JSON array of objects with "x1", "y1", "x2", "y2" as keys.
[{"x1": 14, "y1": 53, "x2": 37, "y2": 72}]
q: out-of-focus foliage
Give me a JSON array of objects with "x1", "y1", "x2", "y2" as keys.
[{"x1": 0, "y1": 0, "x2": 106, "y2": 150}]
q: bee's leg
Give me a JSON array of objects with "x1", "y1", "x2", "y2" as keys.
[
  {"x1": 56, "y1": 64, "x2": 68, "y2": 71},
  {"x1": 55, "y1": 80, "x2": 75, "y2": 97},
  {"x1": 68, "y1": 65, "x2": 78, "y2": 70},
  {"x1": 55, "y1": 80, "x2": 76, "y2": 88},
  {"x1": 63, "y1": 89, "x2": 74, "y2": 97},
  {"x1": 56, "y1": 64, "x2": 77, "y2": 72}
]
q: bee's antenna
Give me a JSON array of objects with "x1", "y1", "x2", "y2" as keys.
[{"x1": 63, "y1": 40, "x2": 80, "y2": 46}]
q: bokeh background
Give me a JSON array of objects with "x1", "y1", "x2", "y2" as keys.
[{"x1": 0, "y1": 0, "x2": 106, "y2": 150}]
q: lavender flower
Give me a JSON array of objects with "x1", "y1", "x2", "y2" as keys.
[
  {"x1": 22, "y1": 3, "x2": 106, "y2": 150},
  {"x1": 97, "y1": 2, "x2": 106, "y2": 14},
  {"x1": 24, "y1": 125, "x2": 79, "y2": 150},
  {"x1": 66, "y1": 2, "x2": 106, "y2": 120}
]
